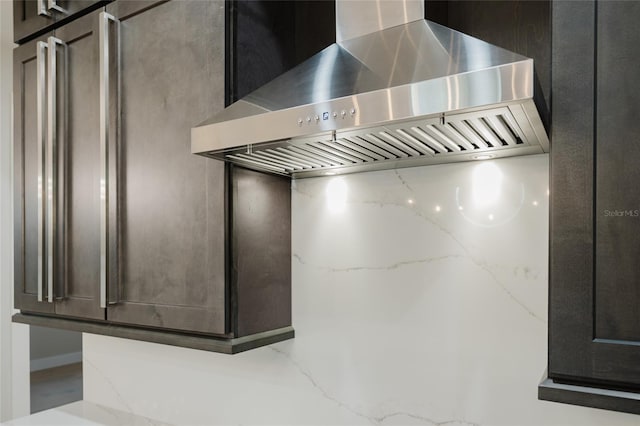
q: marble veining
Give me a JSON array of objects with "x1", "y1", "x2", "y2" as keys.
[
  {"x1": 292, "y1": 162, "x2": 546, "y2": 323},
  {"x1": 293, "y1": 252, "x2": 466, "y2": 273},
  {"x1": 268, "y1": 346, "x2": 373, "y2": 424},
  {"x1": 269, "y1": 346, "x2": 480, "y2": 426},
  {"x1": 291, "y1": 252, "x2": 544, "y2": 324},
  {"x1": 82, "y1": 358, "x2": 143, "y2": 425},
  {"x1": 81, "y1": 155, "x2": 640, "y2": 425}
]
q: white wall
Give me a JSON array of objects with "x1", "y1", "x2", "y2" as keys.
[
  {"x1": 1, "y1": 1, "x2": 30, "y2": 420},
  {"x1": 83, "y1": 155, "x2": 639, "y2": 425}
]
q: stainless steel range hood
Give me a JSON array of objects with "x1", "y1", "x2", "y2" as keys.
[{"x1": 192, "y1": 0, "x2": 549, "y2": 178}]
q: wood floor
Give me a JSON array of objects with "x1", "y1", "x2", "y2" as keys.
[{"x1": 30, "y1": 362, "x2": 83, "y2": 414}]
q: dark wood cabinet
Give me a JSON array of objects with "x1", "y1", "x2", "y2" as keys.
[
  {"x1": 541, "y1": 0, "x2": 640, "y2": 414},
  {"x1": 14, "y1": 0, "x2": 106, "y2": 43},
  {"x1": 14, "y1": 0, "x2": 229, "y2": 332},
  {"x1": 13, "y1": 10, "x2": 104, "y2": 320},
  {"x1": 103, "y1": 0, "x2": 228, "y2": 335},
  {"x1": 594, "y1": 1, "x2": 640, "y2": 350},
  {"x1": 14, "y1": 0, "x2": 294, "y2": 352}
]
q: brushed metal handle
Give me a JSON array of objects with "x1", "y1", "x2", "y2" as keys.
[
  {"x1": 47, "y1": 0, "x2": 65, "y2": 13},
  {"x1": 47, "y1": 36, "x2": 66, "y2": 302},
  {"x1": 36, "y1": 41, "x2": 48, "y2": 302},
  {"x1": 37, "y1": 0, "x2": 51, "y2": 16},
  {"x1": 46, "y1": 37, "x2": 54, "y2": 303},
  {"x1": 99, "y1": 12, "x2": 119, "y2": 308}
]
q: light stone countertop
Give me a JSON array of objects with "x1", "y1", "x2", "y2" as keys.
[{"x1": 2, "y1": 401, "x2": 172, "y2": 426}]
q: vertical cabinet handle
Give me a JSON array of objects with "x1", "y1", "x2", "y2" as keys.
[
  {"x1": 46, "y1": 37, "x2": 54, "y2": 303},
  {"x1": 36, "y1": 41, "x2": 48, "y2": 302},
  {"x1": 99, "y1": 12, "x2": 119, "y2": 308},
  {"x1": 47, "y1": 36, "x2": 66, "y2": 302},
  {"x1": 36, "y1": 37, "x2": 66, "y2": 303}
]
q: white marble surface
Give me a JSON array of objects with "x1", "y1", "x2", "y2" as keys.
[
  {"x1": 1, "y1": 401, "x2": 171, "y2": 426},
  {"x1": 83, "y1": 155, "x2": 640, "y2": 425}
]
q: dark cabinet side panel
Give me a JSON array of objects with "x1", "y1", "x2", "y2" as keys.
[
  {"x1": 232, "y1": 166, "x2": 291, "y2": 337},
  {"x1": 594, "y1": 1, "x2": 640, "y2": 343},
  {"x1": 105, "y1": 0, "x2": 227, "y2": 335}
]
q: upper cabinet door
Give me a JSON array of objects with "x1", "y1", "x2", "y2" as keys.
[
  {"x1": 14, "y1": 33, "x2": 56, "y2": 315},
  {"x1": 14, "y1": 0, "x2": 106, "y2": 43},
  {"x1": 14, "y1": 11, "x2": 105, "y2": 320},
  {"x1": 550, "y1": 1, "x2": 640, "y2": 389},
  {"x1": 103, "y1": 0, "x2": 228, "y2": 335},
  {"x1": 51, "y1": 10, "x2": 104, "y2": 320},
  {"x1": 592, "y1": 1, "x2": 640, "y2": 385}
]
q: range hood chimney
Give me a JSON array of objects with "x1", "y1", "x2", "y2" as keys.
[{"x1": 192, "y1": 0, "x2": 549, "y2": 178}]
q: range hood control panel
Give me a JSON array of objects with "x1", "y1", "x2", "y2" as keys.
[{"x1": 297, "y1": 106, "x2": 357, "y2": 127}]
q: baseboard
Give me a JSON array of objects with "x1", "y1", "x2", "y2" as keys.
[{"x1": 30, "y1": 351, "x2": 82, "y2": 372}]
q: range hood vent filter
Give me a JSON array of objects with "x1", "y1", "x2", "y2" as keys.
[{"x1": 204, "y1": 105, "x2": 546, "y2": 178}]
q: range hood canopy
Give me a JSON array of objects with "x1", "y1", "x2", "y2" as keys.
[{"x1": 192, "y1": 0, "x2": 549, "y2": 178}]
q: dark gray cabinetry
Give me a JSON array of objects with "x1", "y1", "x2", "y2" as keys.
[
  {"x1": 14, "y1": 0, "x2": 228, "y2": 332},
  {"x1": 594, "y1": 1, "x2": 640, "y2": 350},
  {"x1": 14, "y1": 0, "x2": 106, "y2": 43},
  {"x1": 103, "y1": 0, "x2": 228, "y2": 335},
  {"x1": 14, "y1": 0, "x2": 294, "y2": 351},
  {"x1": 540, "y1": 0, "x2": 640, "y2": 413},
  {"x1": 230, "y1": 165, "x2": 291, "y2": 337},
  {"x1": 13, "y1": 11, "x2": 104, "y2": 320}
]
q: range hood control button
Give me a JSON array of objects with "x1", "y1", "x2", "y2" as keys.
[
  {"x1": 315, "y1": 115, "x2": 320, "y2": 122},
  {"x1": 341, "y1": 110, "x2": 346, "y2": 118},
  {"x1": 297, "y1": 118, "x2": 303, "y2": 126},
  {"x1": 333, "y1": 112, "x2": 338, "y2": 118},
  {"x1": 350, "y1": 108, "x2": 356, "y2": 116},
  {"x1": 306, "y1": 116, "x2": 311, "y2": 123}
]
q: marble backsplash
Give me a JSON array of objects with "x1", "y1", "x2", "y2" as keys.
[{"x1": 83, "y1": 154, "x2": 639, "y2": 425}]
